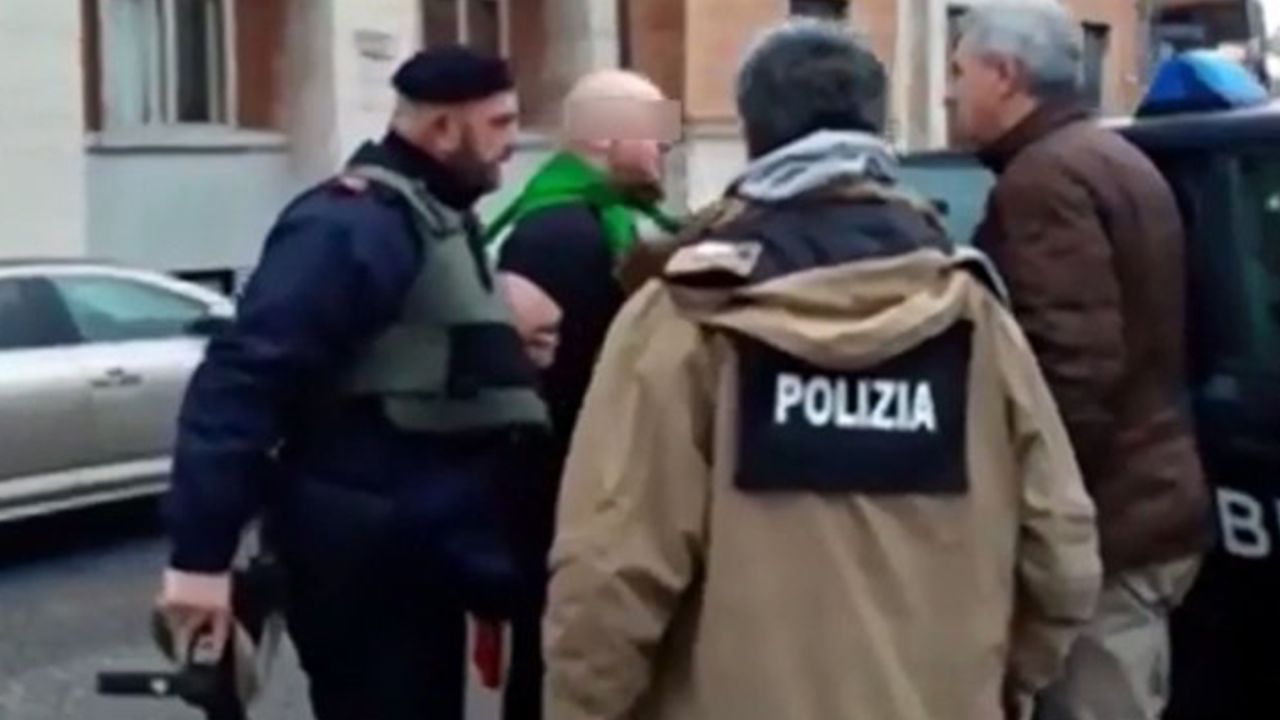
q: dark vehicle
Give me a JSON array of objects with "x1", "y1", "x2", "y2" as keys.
[
  {"x1": 1151, "y1": 0, "x2": 1271, "y2": 85},
  {"x1": 901, "y1": 103, "x2": 1280, "y2": 719}
]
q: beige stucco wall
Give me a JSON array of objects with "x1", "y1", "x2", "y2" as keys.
[
  {"x1": 0, "y1": 0, "x2": 87, "y2": 259},
  {"x1": 684, "y1": 0, "x2": 782, "y2": 120},
  {"x1": 1068, "y1": 0, "x2": 1145, "y2": 112}
]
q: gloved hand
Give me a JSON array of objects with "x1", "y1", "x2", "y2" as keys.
[{"x1": 471, "y1": 617, "x2": 506, "y2": 690}]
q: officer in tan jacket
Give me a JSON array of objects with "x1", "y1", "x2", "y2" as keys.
[{"x1": 543, "y1": 20, "x2": 1103, "y2": 720}]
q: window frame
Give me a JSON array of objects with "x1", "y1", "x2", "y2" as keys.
[
  {"x1": 423, "y1": 0, "x2": 509, "y2": 56},
  {"x1": 462, "y1": 0, "x2": 508, "y2": 57},
  {"x1": 1081, "y1": 22, "x2": 1110, "y2": 112},
  {"x1": 789, "y1": 0, "x2": 849, "y2": 20},
  {"x1": 90, "y1": 0, "x2": 266, "y2": 148}
]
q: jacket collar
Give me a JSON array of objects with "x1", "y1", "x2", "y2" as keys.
[
  {"x1": 347, "y1": 131, "x2": 482, "y2": 211},
  {"x1": 977, "y1": 98, "x2": 1093, "y2": 174}
]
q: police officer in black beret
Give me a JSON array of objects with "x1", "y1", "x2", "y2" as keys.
[{"x1": 156, "y1": 46, "x2": 548, "y2": 720}]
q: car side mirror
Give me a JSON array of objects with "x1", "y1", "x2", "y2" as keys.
[{"x1": 185, "y1": 314, "x2": 232, "y2": 338}]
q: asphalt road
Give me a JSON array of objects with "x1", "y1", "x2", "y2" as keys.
[{"x1": 0, "y1": 500, "x2": 500, "y2": 720}]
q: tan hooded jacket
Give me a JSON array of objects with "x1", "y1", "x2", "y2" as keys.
[{"x1": 544, "y1": 132, "x2": 1102, "y2": 720}]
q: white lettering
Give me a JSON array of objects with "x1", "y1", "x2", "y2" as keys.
[
  {"x1": 1218, "y1": 488, "x2": 1271, "y2": 559},
  {"x1": 870, "y1": 381, "x2": 897, "y2": 430},
  {"x1": 912, "y1": 383, "x2": 938, "y2": 433},
  {"x1": 775, "y1": 373, "x2": 804, "y2": 424},
  {"x1": 772, "y1": 373, "x2": 943, "y2": 434},
  {"x1": 835, "y1": 379, "x2": 861, "y2": 428},
  {"x1": 804, "y1": 376, "x2": 835, "y2": 425}
]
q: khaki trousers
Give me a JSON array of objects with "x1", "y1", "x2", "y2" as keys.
[{"x1": 1036, "y1": 556, "x2": 1202, "y2": 720}]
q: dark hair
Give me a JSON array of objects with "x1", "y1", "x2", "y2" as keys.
[{"x1": 736, "y1": 19, "x2": 887, "y2": 158}]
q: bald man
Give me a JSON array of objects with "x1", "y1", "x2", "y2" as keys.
[{"x1": 483, "y1": 69, "x2": 680, "y2": 720}]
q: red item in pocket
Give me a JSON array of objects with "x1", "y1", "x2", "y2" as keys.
[{"x1": 472, "y1": 619, "x2": 505, "y2": 689}]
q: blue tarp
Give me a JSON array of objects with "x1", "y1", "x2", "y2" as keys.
[{"x1": 1137, "y1": 50, "x2": 1270, "y2": 117}]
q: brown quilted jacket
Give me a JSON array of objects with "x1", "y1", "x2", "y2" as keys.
[{"x1": 974, "y1": 102, "x2": 1211, "y2": 572}]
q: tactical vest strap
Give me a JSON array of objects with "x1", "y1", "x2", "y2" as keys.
[{"x1": 343, "y1": 164, "x2": 455, "y2": 235}]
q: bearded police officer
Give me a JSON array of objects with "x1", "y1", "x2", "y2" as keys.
[
  {"x1": 157, "y1": 47, "x2": 548, "y2": 720},
  {"x1": 543, "y1": 21, "x2": 1103, "y2": 720}
]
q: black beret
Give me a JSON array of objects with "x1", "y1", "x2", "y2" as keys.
[{"x1": 392, "y1": 46, "x2": 514, "y2": 104}]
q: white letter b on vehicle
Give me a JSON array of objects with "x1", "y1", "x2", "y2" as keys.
[{"x1": 1217, "y1": 488, "x2": 1271, "y2": 559}]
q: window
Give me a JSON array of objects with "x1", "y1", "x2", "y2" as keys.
[
  {"x1": 0, "y1": 280, "x2": 78, "y2": 351},
  {"x1": 85, "y1": 0, "x2": 286, "y2": 133},
  {"x1": 53, "y1": 277, "x2": 208, "y2": 343},
  {"x1": 422, "y1": 0, "x2": 560, "y2": 123},
  {"x1": 423, "y1": 0, "x2": 505, "y2": 55},
  {"x1": 618, "y1": 0, "x2": 632, "y2": 68},
  {"x1": 790, "y1": 0, "x2": 849, "y2": 19},
  {"x1": 1081, "y1": 23, "x2": 1110, "y2": 111},
  {"x1": 98, "y1": 0, "x2": 231, "y2": 127},
  {"x1": 947, "y1": 6, "x2": 969, "y2": 54},
  {"x1": 1231, "y1": 154, "x2": 1280, "y2": 362}
]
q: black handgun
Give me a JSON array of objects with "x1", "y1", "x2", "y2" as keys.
[
  {"x1": 96, "y1": 553, "x2": 286, "y2": 720},
  {"x1": 97, "y1": 662, "x2": 246, "y2": 720}
]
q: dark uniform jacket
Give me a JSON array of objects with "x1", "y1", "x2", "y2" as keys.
[
  {"x1": 496, "y1": 204, "x2": 625, "y2": 562},
  {"x1": 165, "y1": 134, "x2": 521, "y2": 615}
]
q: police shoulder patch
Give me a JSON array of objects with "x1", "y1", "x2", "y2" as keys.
[
  {"x1": 333, "y1": 174, "x2": 370, "y2": 194},
  {"x1": 735, "y1": 322, "x2": 973, "y2": 495}
]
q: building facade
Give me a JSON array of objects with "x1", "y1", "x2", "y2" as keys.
[
  {"x1": 0, "y1": 0, "x2": 1146, "y2": 280},
  {"x1": 623, "y1": 0, "x2": 1147, "y2": 206}
]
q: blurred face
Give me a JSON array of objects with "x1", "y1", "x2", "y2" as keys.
[
  {"x1": 948, "y1": 39, "x2": 1020, "y2": 149},
  {"x1": 437, "y1": 91, "x2": 519, "y2": 192},
  {"x1": 606, "y1": 138, "x2": 667, "y2": 202},
  {"x1": 564, "y1": 95, "x2": 678, "y2": 203}
]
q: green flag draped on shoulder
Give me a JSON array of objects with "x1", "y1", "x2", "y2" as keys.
[{"x1": 484, "y1": 151, "x2": 682, "y2": 261}]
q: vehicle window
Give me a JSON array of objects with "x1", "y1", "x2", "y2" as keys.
[
  {"x1": 0, "y1": 278, "x2": 79, "y2": 350},
  {"x1": 52, "y1": 276, "x2": 207, "y2": 343},
  {"x1": 1232, "y1": 153, "x2": 1280, "y2": 366}
]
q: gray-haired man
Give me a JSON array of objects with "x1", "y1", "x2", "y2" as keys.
[{"x1": 949, "y1": 2, "x2": 1211, "y2": 718}]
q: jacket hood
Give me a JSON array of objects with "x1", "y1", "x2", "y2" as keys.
[
  {"x1": 667, "y1": 247, "x2": 986, "y2": 370},
  {"x1": 732, "y1": 130, "x2": 899, "y2": 203}
]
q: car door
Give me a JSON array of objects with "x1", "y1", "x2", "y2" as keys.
[
  {"x1": 1160, "y1": 148, "x2": 1280, "y2": 720},
  {"x1": 48, "y1": 273, "x2": 214, "y2": 469},
  {"x1": 0, "y1": 276, "x2": 97, "y2": 490}
]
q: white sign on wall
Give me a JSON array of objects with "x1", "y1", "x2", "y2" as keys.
[{"x1": 354, "y1": 29, "x2": 400, "y2": 112}]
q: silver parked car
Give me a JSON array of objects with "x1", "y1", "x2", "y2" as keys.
[{"x1": 0, "y1": 261, "x2": 234, "y2": 522}]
